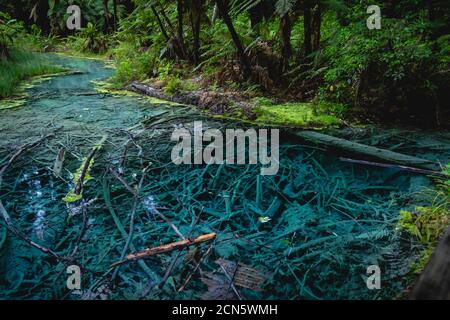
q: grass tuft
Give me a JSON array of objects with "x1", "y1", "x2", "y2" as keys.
[
  {"x1": 252, "y1": 98, "x2": 344, "y2": 128},
  {"x1": 0, "y1": 49, "x2": 64, "y2": 98}
]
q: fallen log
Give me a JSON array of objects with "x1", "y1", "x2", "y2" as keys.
[
  {"x1": 129, "y1": 82, "x2": 246, "y2": 114},
  {"x1": 52, "y1": 147, "x2": 65, "y2": 177},
  {"x1": 129, "y1": 82, "x2": 201, "y2": 106},
  {"x1": 129, "y1": 83, "x2": 169, "y2": 101},
  {"x1": 294, "y1": 131, "x2": 440, "y2": 171},
  {"x1": 339, "y1": 157, "x2": 449, "y2": 179},
  {"x1": 111, "y1": 233, "x2": 217, "y2": 267}
]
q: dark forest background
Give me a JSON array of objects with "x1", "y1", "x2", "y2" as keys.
[{"x1": 1, "y1": 0, "x2": 449, "y2": 126}]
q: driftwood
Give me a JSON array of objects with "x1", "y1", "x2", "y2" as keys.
[
  {"x1": 111, "y1": 233, "x2": 216, "y2": 267},
  {"x1": 129, "y1": 82, "x2": 201, "y2": 106},
  {"x1": 294, "y1": 131, "x2": 440, "y2": 171},
  {"x1": 52, "y1": 147, "x2": 65, "y2": 177},
  {"x1": 339, "y1": 157, "x2": 449, "y2": 178},
  {"x1": 409, "y1": 226, "x2": 450, "y2": 300}
]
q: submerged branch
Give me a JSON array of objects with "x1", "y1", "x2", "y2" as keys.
[{"x1": 111, "y1": 233, "x2": 217, "y2": 267}]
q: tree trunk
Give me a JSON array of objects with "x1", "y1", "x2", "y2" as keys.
[
  {"x1": 215, "y1": 0, "x2": 251, "y2": 79},
  {"x1": 123, "y1": 0, "x2": 135, "y2": 15},
  {"x1": 177, "y1": 0, "x2": 185, "y2": 45},
  {"x1": 280, "y1": 13, "x2": 292, "y2": 71},
  {"x1": 410, "y1": 226, "x2": 450, "y2": 299},
  {"x1": 303, "y1": 1, "x2": 312, "y2": 58},
  {"x1": 248, "y1": 0, "x2": 275, "y2": 29},
  {"x1": 312, "y1": 3, "x2": 321, "y2": 52},
  {"x1": 158, "y1": 1, "x2": 176, "y2": 36},
  {"x1": 35, "y1": 0, "x2": 51, "y2": 35},
  {"x1": 103, "y1": 0, "x2": 112, "y2": 33},
  {"x1": 151, "y1": 5, "x2": 170, "y2": 41},
  {"x1": 112, "y1": 0, "x2": 118, "y2": 31}
]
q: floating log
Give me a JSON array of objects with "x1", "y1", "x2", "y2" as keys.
[
  {"x1": 294, "y1": 131, "x2": 440, "y2": 171},
  {"x1": 111, "y1": 233, "x2": 217, "y2": 267}
]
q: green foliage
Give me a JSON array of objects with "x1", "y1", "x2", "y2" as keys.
[
  {"x1": 397, "y1": 164, "x2": 450, "y2": 273},
  {"x1": 110, "y1": 42, "x2": 161, "y2": 87},
  {"x1": 275, "y1": 0, "x2": 296, "y2": 16},
  {"x1": 0, "y1": 12, "x2": 24, "y2": 59},
  {"x1": 26, "y1": 24, "x2": 59, "y2": 51},
  {"x1": 67, "y1": 23, "x2": 109, "y2": 54},
  {"x1": 164, "y1": 76, "x2": 184, "y2": 95},
  {"x1": 321, "y1": 5, "x2": 449, "y2": 113},
  {"x1": 398, "y1": 207, "x2": 449, "y2": 244}
]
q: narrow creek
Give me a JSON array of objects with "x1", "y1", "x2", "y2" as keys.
[{"x1": 1, "y1": 55, "x2": 450, "y2": 300}]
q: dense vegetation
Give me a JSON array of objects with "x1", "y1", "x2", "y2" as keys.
[{"x1": 0, "y1": 0, "x2": 449, "y2": 125}]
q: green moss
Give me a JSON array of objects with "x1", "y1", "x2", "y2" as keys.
[
  {"x1": 398, "y1": 207, "x2": 450, "y2": 245},
  {"x1": 63, "y1": 135, "x2": 108, "y2": 203},
  {"x1": 398, "y1": 164, "x2": 450, "y2": 274},
  {"x1": 252, "y1": 99, "x2": 343, "y2": 128}
]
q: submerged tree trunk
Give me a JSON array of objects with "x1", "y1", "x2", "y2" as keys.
[
  {"x1": 215, "y1": 0, "x2": 251, "y2": 79},
  {"x1": 294, "y1": 131, "x2": 441, "y2": 171}
]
